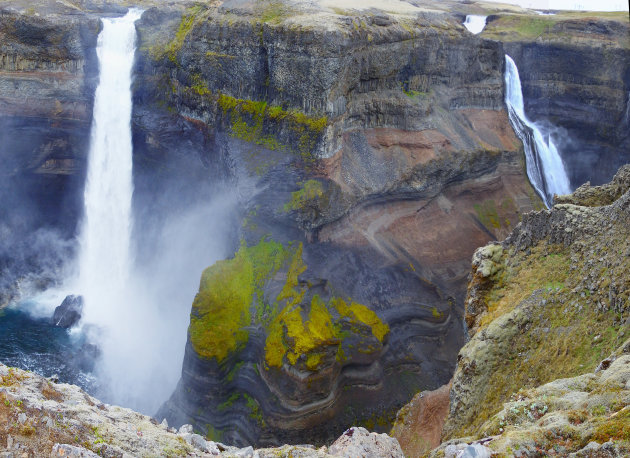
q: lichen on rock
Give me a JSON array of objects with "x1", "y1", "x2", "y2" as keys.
[
  {"x1": 189, "y1": 237, "x2": 389, "y2": 372},
  {"x1": 440, "y1": 164, "x2": 630, "y2": 448}
]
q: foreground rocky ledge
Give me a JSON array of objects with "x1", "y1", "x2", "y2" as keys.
[
  {"x1": 390, "y1": 165, "x2": 630, "y2": 457},
  {"x1": 0, "y1": 362, "x2": 403, "y2": 457}
]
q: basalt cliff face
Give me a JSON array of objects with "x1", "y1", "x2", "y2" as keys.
[
  {"x1": 0, "y1": 0, "x2": 629, "y2": 451},
  {"x1": 141, "y1": 0, "x2": 535, "y2": 447},
  {"x1": 0, "y1": 2, "x2": 100, "y2": 306}
]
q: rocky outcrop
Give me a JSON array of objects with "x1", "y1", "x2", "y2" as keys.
[
  {"x1": 0, "y1": 362, "x2": 404, "y2": 458},
  {"x1": 431, "y1": 342, "x2": 630, "y2": 457},
  {"x1": 434, "y1": 164, "x2": 630, "y2": 452},
  {"x1": 52, "y1": 294, "x2": 84, "y2": 328},
  {"x1": 390, "y1": 382, "x2": 452, "y2": 457}
]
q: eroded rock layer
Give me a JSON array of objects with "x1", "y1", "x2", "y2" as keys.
[{"x1": 1, "y1": 0, "x2": 628, "y2": 450}]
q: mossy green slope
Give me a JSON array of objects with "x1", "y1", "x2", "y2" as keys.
[
  {"x1": 189, "y1": 238, "x2": 389, "y2": 370},
  {"x1": 443, "y1": 165, "x2": 630, "y2": 441},
  {"x1": 189, "y1": 239, "x2": 290, "y2": 361}
]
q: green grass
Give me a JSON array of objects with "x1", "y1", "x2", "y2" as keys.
[
  {"x1": 451, "y1": 235, "x2": 630, "y2": 439},
  {"x1": 482, "y1": 15, "x2": 555, "y2": 41}
]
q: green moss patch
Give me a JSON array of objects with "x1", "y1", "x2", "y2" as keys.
[
  {"x1": 452, "y1": 231, "x2": 630, "y2": 439},
  {"x1": 189, "y1": 238, "x2": 291, "y2": 361},
  {"x1": 216, "y1": 93, "x2": 327, "y2": 159},
  {"x1": 481, "y1": 15, "x2": 556, "y2": 41},
  {"x1": 264, "y1": 293, "x2": 389, "y2": 370},
  {"x1": 283, "y1": 180, "x2": 325, "y2": 213},
  {"x1": 262, "y1": 243, "x2": 389, "y2": 370},
  {"x1": 190, "y1": 238, "x2": 389, "y2": 369},
  {"x1": 478, "y1": 245, "x2": 570, "y2": 329}
]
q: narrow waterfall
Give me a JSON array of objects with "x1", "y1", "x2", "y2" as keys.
[
  {"x1": 78, "y1": 9, "x2": 141, "y2": 324},
  {"x1": 504, "y1": 54, "x2": 571, "y2": 207},
  {"x1": 75, "y1": 9, "x2": 143, "y2": 404},
  {"x1": 463, "y1": 15, "x2": 487, "y2": 34}
]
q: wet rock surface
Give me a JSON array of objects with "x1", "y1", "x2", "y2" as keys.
[{"x1": 52, "y1": 295, "x2": 84, "y2": 328}]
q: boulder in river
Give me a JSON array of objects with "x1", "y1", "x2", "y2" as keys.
[{"x1": 52, "y1": 295, "x2": 84, "y2": 328}]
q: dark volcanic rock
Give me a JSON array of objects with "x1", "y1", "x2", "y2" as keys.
[
  {"x1": 145, "y1": 2, "x2": 541, "y2": 447},
  {"x1": 52, "y1": 294, "x2": 84, "y2": 328},
  {"x1": 0, "y1": 6, "x2": 100, "y2": 303}
]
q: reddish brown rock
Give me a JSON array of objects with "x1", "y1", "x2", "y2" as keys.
[{"x1": 390, "y1": 382, "x2": 452, "y2": 457}]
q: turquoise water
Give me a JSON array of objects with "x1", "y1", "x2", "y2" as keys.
[{"x1": 0, "y1": 304, "x2": 97, "y2": 392}]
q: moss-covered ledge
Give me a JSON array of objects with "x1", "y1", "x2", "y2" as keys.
[{"x1": 188, "y1": 237, "x2": 389, "y2": 372}]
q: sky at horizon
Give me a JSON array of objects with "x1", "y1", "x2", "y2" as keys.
[{"x1": 480, "y1": 0, "x2": 629, "y2": 11}]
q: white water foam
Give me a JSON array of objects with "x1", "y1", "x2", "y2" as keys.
[
  {"x1": 74, "y1": 9, "x2": 149, "y2": 409},
  {"x1": 463, "y1": 15, "x2": 487, "y2": 34},
  {"x1": 504, "y1": 54, "x2": 571, "y2": 207},
  {"x1": 78, "y1": 9, "x2": 142, "y2": 335}
]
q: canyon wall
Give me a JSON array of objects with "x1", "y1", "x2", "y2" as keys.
[
  {"x1": 0, "y1": 0, "x2": 628, "y2": 449},
  {"x1": 139, "y1": 1, "x2": 539, "y2": 446},
  {"x1": 0, "y1": 4, "x2": 99, "y2": 305}
]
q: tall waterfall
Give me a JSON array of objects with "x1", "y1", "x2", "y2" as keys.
[
  {"x1": 78, "y1": 9, "x2": 141, "y2": 324},
  {"x1": 504, "y1": 54, "x2": 571, "y2": 207},
  {"x1": 76, "y1": 9, "x2": 143, "y2": 404}
]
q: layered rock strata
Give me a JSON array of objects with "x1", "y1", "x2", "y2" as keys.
[
  {"x1": 0, "y1": 3, "x2": 100, "y2": 306},
  {"x1": 145, "y1": 0, "x2": 542, "y2": 447}
]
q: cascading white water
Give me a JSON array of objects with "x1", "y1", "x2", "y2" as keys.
[
  {"x1": 463, "y1": 15, "x2": 487, "y2": 34},
  {"x1": 504, "y1": 54, "x2": 571, "y2": 207},
  {"x1": 78, "y1": 9, "x2": 142, "y2": 326}
]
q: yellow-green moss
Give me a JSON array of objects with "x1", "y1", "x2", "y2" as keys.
[
  {"x1": 479, "y1": 246, "x2": 570, "y2": 328},
  {"x1": 189, "y1": 73, "x2": 211, "y2": 96},
  {"x1": 189, "y1": 239, "x2": 290, "y2": 361},
  {"x1": 264, "y1": 292, "x2": 390, "y2": 370},
  {"x1": 164, "y1": 6, "x2": 206, "y2": 62},
  {"x1": 481, "y1": 15, "x2": 555, "y2": 41},
  {"x1": 263, "y1": 248, "x2": 389, "y2": 369},
  {"x1": 283, "y1": 180, "x2": 325, "y2": 213},
  {"x1": 192, "y1": 237, "x2": 388, "y2": 371},
  {"x1": 276, "y1": 243, "x2": 307, "y2": 306},
  {"x1": 452, "y1": 236, "x2": 630, "y2": 439},
  {"x1": 244, "y1": 393, "x2": 266, "y2": 426},
  {"x1": 474, "y1": 199, "x2": 501, "y2": 230},
  {"x1": 217, "y1": 93, "x2": 327, "y2": 157},
  {"x1": 333, "y1": 298, "x2": 390, "y2": 342},
  {"x1": 592, "y1": 407, "x2": 630, "y2": 442},
  {"x1": 205, "y1": 424, "x2": 224, "y2": 442},
  {"x1": 254, "y1": 0, "x2": 293, "y2": 24},
  {"x1": 218, "y1": 392, "x2": 240, "y2": 411}
]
